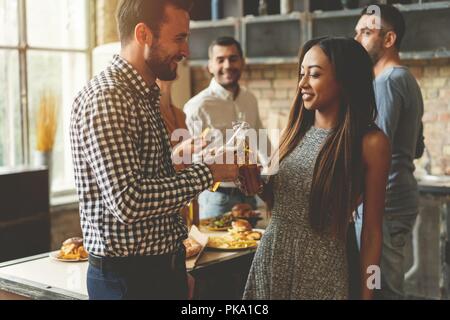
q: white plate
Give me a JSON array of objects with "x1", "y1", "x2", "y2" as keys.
[
  {"x1": 207, "y1": 240, "x2": 258, "y2": 251},
  {"x1": 49, "y1": 251, "x2": 88, "y2": 263}
]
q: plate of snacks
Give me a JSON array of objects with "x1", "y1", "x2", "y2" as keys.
[
  {"x1": 49, "y1": 237, "x2": 89, "y2": 262},
  {"x1": 201, "y1": 213, "x2": 234, "y2": 231},
  {"x1": 207, "y1": 237, "x2": 258, "y2": 251},
  {"x1": 228, "y1": 219, "x2": 264, "y2": 241},
  {"x1": 207, "y1": 219, "x2": 264, "y2": 251}
]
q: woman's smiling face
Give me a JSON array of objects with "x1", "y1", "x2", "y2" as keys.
[{"x1": 299, "y1": 45, "x2": 341, "y2": 112}]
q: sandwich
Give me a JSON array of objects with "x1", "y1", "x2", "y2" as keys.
[
  {"x1": 58, "y1": 237, "x2": 88, "y2": 260},
  {"x1": 229, "y1": 219, "x2": 262, "y2": 241}
]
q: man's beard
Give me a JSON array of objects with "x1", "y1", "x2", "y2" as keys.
[
  {"x1": 218, "y1": 70, "x2": 241, "y2": 90},
  {"x1": 145, "y1": 43, "x2": 179, "y2": 81},
  {"x1": 368, "y1": 41, "x2": 384, "y2": 65}
]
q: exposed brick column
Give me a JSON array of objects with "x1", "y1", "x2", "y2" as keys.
[
  {"x1": 408, "y1": 58, "x2": 450, "y2": 176},
  {"x1": 96, "y1": 0, "x2": 120, "y2": 46}
]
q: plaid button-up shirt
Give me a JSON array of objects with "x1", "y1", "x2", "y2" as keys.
[{"x1": 70, "y1": 55, "x2": 213, "y2": 257}]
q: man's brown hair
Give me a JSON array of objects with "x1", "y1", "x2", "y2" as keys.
[
  {"x1": 361, "y1": 4, "x2": 406, "y2": 50},
  {"x1": 116, "y1": 0, "x2": 194, "y2": 46}
]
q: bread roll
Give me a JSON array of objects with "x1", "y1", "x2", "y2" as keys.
[
  {"x1": 63, "y1": 237, "x2": 83, "y2": 247},
  {"x1": 231, "y1": 219, "x2": 253, "y2": 233},
  {"x1": 59, "y1": 237, "x2": 88, "y2": 259},
  {"x1": 183, "y1": 238, "x2": 202, "y2": 259}
]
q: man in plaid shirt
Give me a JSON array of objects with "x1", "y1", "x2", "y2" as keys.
[{"x1": 70, "y1": 0, "x2": 237, "y2": 300}]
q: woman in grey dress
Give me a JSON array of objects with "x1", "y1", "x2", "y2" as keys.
[{"x1": 243, "y1": 37, "x2": 391, "y2": 300}]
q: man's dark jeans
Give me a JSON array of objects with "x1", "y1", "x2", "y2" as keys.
[{"x1": 87, "y1": 248, "x2": 188, "y2": 300}]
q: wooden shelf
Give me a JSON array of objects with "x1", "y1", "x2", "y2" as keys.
[
  {"x1": 189, "y1": 18, "x2": 240, "y2": 63},
  {"x1": 242, "y1": 12, "x2": 304, "y2": 60},
  {"x1": 188, "y1": 1, "x2": 450, "y2": 65}
]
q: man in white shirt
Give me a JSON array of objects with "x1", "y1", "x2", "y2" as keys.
[{"x1": 184, "y1": 37, "x2": 266, "y2": 219}]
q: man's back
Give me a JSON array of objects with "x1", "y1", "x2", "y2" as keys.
[{"x1": 374, "y1": 66, "x2": 424, "y2": 215}]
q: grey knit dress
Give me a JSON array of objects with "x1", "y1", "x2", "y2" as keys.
[{"x1": 243, "y1": 126, "x2": 349, "y2": 300}]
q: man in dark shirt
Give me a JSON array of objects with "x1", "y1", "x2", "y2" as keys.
[{"x1": 355, "y1": 4, "x2": 424, "y2": 299}]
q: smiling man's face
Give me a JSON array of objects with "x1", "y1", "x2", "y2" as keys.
[
  {"x1": 145, "y1": 4, "x2": 190, "y2": 81},
  {"x1": 208, "y1": 44, "x2": 244, "y2": 91}
]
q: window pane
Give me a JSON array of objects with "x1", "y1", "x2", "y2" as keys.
[
  {"x1": 0, "y1": 50, "x2": 22, "y2": 167},
  {"x1": 26, "y1": 0, "x2": 88, "y2": 49},
  {"x1": 27, "y1": 51, "x2": 88, "y2": 192},
  {"x1": 0, "y1": 0, "x2": 19, "y2": 46}
]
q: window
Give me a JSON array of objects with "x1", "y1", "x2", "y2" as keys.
[
  {"x1": 0, "y1": 1, "x2": 22, "y2": 167},
  {"x1": 0, "y1": 0, "x2": 92, "y2": 195}
]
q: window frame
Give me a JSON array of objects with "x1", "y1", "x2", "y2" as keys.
[{"x1": 0, "y1": 0, "x2": 95, "y2": 200}]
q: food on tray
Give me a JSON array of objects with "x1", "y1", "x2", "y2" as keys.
[
  {"x1": 183, "y1": 238, "x2": 203, "y2": 259},
  {"x1": 208, "y1": 236, "x2": 258, "y2": 250},
  {"x1": 230, "y1": 231, "x2": 263, "y2": 241},
  {"x1": 206, "y1": 213, "x2": 233, "y2": 231},
  {"x1": 205, "y1": 217, "x2": 263, "y2": 250},
  {"x1": 231, "y1": 219, "x2": 253, "y2": 233},
  {"x1": 58, "y1": 237, "x2": 88, "y2": 260},
  {"x1": 228, "y1": 219, "x2": 263, "y2": 241}
]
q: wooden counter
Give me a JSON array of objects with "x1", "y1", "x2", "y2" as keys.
[{"x1": 0, "y1": 246, "x2": 256, "y2": 300}]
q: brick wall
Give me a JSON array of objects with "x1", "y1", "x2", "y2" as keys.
[
  {"x1": 407, "y1": 58, "x2": 450, "y2": 176},
  {"x1": 191, "y1": 59, "x2": 450, "y2": 175}
]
